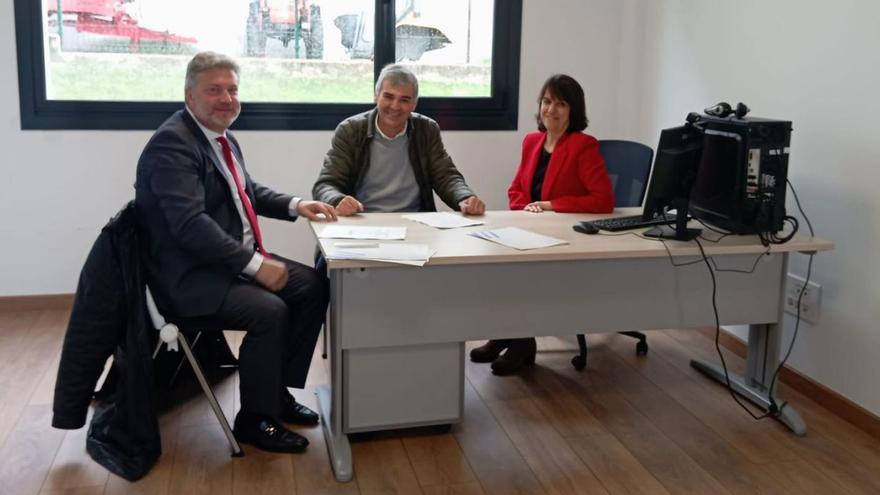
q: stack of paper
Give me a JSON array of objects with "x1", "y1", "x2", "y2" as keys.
[
  {"x1": 469, "y1": 227, "x2": 568, "y2": 250},
  {"x1": 325, "y1": 242, "x2": 435, "y2": 266},
  {"x1": 401, "y1": 212, "x2": 485, "y2": 229},
  {"x1": 317, "y1": 225, "x2": 407, "y2": 240}
]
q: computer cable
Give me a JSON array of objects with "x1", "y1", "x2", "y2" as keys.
[
  {"x1": 787, "y1": 179, "x2": 815, "y2": 235},
  {"x1": 709, "y1": 248, "x2": 771, "y2": 274},
  {"x1": 762, "y1": 216, "x2": 799, "y2": 245},
  {"x1": 694, "y1": 216, "x2": 733, "y2": 238},
  {"x1": 696, "y1": 178, "x2": 816, "y2": 421},
  {"x1": 599, "y1": 224, "x2": 793, "y2": 419},
  {"x1": 698, "y1": 232, "x2": 730, "y2": 243},
  {"x1": 647, "y1": 226, "x2": 783, "y2": 420},
  {"x1": 596, "y1": 229, "x2": 761, "y2": 418},
  {"x1": 596, "y1": 181, "x2": 816, "y2": 421},
  {"x1": 692, "y1": 236, "x2": 774, "y2": 420},
  {"x1": 755, "y1": 188, "x2": 799, "y2": 246},
  {"x1": 596, "y1": 230, "x2": 707, "y2": 267},
  {"x1": 597, "y1": 228, "x2": 763, "y2": 270},
  {"x1": 765, "y1": 179, "x2": 816, "y2": 414}
]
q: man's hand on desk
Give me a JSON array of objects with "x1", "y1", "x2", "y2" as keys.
[
  {"x1": 335, "y1": 195, "x2": 364, "y2": 216},
  {"x1": 459, "y1": 195, "x2": 486, "y2": 216},
  {"x1": 254, "y1": 258, "x2": 289, "y2": 291},
  {"x1": 297, "y1": 200, "x2": 338, "y2": 221}
]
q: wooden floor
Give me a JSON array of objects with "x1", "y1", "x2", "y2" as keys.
[{"x1": 2, "y1": 308, "x2": 880, "y2": 494}]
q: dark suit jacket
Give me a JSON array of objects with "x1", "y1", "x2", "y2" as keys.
[
  {"x1": 135, "y1": 110, "x2": 295, "y2": 317},
  {"x1": 508, "y1": 131, "x2": 614, "y2": 213}
]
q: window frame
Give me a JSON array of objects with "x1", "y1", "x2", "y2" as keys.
[{"x1": 14, "y1": 0, "x2": 521, "y2": 131}]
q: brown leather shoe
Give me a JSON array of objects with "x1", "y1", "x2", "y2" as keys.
[
  {"x1": 470, "y1": 339, "x2": 511, "y2": 363},
  {"x1": 491, "y1": 338, "x2": 537, "y2": 375}
]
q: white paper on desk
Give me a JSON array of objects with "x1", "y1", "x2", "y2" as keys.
[
  {"x1": 318, "y1": 225, "x2": 406, "y2": 240},
  {"x1": 469, "y1": 227, "x2": 567, "y2": 250},
  {"x1": 325, "y1": 243, "x2": 435, "y2": 266},
  {"x1": 401, "y1": 212, "x2": 485, "y2": 229}
]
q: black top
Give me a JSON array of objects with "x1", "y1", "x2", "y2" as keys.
[{"x1": 530, "y1": 148, "x2": 552, "y2": 202}]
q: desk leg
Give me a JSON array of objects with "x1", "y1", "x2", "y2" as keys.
[
  {"x1": 316, "y1": 385, "x2": 352, "y2": 481},
  {"x1": 690, "y1": 321, "x2": 807, "y2": 436},
  {"x1": 317, "y1": 270, "x2": 353, "y2": 482}
]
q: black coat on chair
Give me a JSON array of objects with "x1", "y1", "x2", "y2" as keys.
[{"x1": 52, "y1": 201, "x2": 161, "y2": 481}]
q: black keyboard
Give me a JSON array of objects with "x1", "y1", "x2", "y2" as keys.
[{"x1": 589, "y1": 213, "x2": 677, "y2": 232}]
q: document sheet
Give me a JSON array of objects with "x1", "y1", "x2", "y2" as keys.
[
  {"x1": 325, "y1": 243, "x2": 435, "y2": 266},
  {"x1": 318, "y1": 225, "x2": 407, "y2": 240},
  {"x1": 469, "y1": 227, "x2": 568, "y2": 250},
  {"x1": 401, "y1": 212, "x2": 485, "y2": 229}
]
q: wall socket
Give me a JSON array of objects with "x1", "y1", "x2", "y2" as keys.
[{"x1": 784, "y1": 273, "x2": 822, "y2": 323}]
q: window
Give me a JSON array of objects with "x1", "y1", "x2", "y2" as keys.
[{"x1": 15, "y1": 0, "x2": 521, "y2": 130}]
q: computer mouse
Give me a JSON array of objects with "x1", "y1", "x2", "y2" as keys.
[{"x1": 573, "y1": 221, "x2": 600, "y2": 235}]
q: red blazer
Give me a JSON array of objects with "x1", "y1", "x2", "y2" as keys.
[{"x1": 508, "y1": 131, "x2": 614, "y2": 213}]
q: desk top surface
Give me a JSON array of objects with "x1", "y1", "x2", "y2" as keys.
[{"x1": 309, "y1": 209, "x2": 833, "y2": 269}]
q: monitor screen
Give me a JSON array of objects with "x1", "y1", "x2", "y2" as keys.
[
  {"x1": 641, "y1": 125, "x2": 703, "y2": 222},
  {"x1": 689, "y1": 129, "x2": 744, "y2": 223}
]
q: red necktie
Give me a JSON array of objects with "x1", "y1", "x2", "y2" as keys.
[{"x1": 216, "y1": 136, "x2": 269, "y2": 256}]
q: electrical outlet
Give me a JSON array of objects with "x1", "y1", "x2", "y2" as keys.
[{"x1": 784, "y1": 273, "x2": 822, "y2": 324}]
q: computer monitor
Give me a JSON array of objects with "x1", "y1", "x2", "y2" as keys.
[
  {"x1": 689, "y1": 116, "x2": 791, "y2": 234},
  {"x1": 639, "y1": 113, "x2": 792, "y2": 240},
  {"x1": 640, "y1": 124, "x2": 704, "y2": 240}
]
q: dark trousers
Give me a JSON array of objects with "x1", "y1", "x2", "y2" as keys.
[{"x1": 210, "y1": 255, "x2": 328, "y2": 418}]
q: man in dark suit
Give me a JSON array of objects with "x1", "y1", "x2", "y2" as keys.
[{"x1": 135, "y1": 52, "x2": 337, "y2": 454}]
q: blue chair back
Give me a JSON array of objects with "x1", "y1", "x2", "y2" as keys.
[{"x1": 599, "y1": 140, "x2": 653, "y2": 207}]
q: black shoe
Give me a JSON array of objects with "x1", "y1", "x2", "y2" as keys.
[
  {"x1": 280, "y1": 393, "x2": 320, "y2": 425},
  {"x1": 233, "y1": 412, "x2": 309, "y2": 453},
  {"x1": 470, "y1": 339, "x2": 511, "y2": 363},
  {"x1": 491, "y1": 338, "x2": 537, "y2": 375}
]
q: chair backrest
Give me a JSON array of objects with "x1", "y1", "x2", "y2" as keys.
[{"x1": 599, "y1": 139, "x2": 654, "y2": 207}]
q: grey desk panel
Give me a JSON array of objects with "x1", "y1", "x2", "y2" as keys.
[
  {"x1": 342, "y1": 343, "x2": 464, "y2": 432},
  {"x1": 338, "y1": 253, "x2": 784, "y2": 350}
]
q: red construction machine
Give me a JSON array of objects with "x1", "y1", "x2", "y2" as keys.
[{"x1": 46, "y1": 0, "x2": 197, "y2": 53}]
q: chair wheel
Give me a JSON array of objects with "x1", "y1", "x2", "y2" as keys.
[
  {"x1": 571, "y1": 355, "x2": 586, "y2": 370},
  {"x1": 635, "y1": 341, "x2": 648, "y2": 356}
]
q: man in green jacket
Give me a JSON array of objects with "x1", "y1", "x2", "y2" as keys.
[{"x1": 313, "y1": 64, "x2": 485, "y2": 216}]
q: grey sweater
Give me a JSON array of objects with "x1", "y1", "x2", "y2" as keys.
[{"x1": 312, "y1": 109, "x2": 475, "y2": 212}]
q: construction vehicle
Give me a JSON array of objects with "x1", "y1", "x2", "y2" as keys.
[
  {"x1": 334, "y1": 0, "x2": 450, "y2": 61},
  {"x1": 46, "y1": 0, "x2": 197, "y2": 54},
  {"x1": 245, "y1": 0, "x2": 323, "y2": 59}
]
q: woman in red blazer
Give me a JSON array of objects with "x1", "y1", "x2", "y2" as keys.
[{"x1": 471, "y1": 74, "x2": 614, "y2": 374}]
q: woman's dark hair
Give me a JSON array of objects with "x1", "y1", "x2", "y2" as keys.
[{"x1": 536, "y1": 74, "x2": 588, "y2": 133}]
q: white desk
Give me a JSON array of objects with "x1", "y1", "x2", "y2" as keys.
[{"x1": 309, "y1": 209, "x2": 833, "y2": 482}]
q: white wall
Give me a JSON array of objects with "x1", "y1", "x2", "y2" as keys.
[
  {"x1": 630, "y1": 0, "x2": 880, "y2": 415},
  {"x1": 0, "y1": 0, "x2": 625, "y2": 295}
]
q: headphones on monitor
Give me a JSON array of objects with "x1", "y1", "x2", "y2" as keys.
[{"x1": 704, "y1": 101, "x2": 750, "y2": 119}]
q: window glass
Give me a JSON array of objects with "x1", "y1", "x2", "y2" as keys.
[
  {"x1": 20, "y1": 0, "x2": 521, "y2": 130},
  {"x1": 43, "y1": 0, "x2": 376, "y2": 103},
  {"x1": 394, "y1": 0, "x2": 493, "y2": 97}
]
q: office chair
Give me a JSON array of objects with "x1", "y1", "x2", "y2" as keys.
[
  {"x1": 146, "y1": 287, "x2": 244, "y2": 457},
  {"x1": 571, "y1": 139, "x2": 652, "y2": 371}
]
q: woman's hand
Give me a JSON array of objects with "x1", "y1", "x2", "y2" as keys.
[{"x1": 523, "y1": 201, "x2": 553, "y2": 213}]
